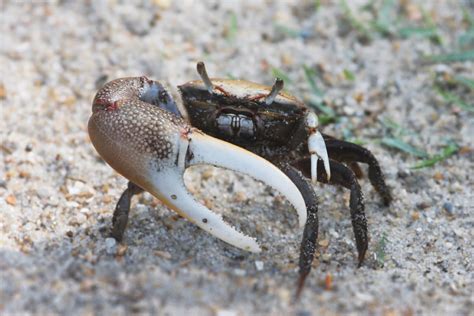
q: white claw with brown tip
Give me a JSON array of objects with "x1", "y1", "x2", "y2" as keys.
[
  {"x1": 306, "y1": 112, "x2": 330, "y2": 183},
  {"x1": 88, "y1": 77, "x2": 307, "y2": 253}
]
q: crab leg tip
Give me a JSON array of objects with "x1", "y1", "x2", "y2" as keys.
[{"x1": 196, "y1": 61, "x2": 213, "y2": 94}]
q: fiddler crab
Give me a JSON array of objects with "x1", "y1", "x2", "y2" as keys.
[{"x1": 88, "y1": 62, "x2": 391, "y2": 299}]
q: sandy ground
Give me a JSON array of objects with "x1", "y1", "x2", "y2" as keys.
[{"x1": 1, "y1": 0, "x2": 473, "y2": 315}]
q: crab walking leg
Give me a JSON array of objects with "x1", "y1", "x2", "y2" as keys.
[
  {"x1": 306, "y1": 112, "x2": 330, "y2": 183},
  {"x1": 348, "y1": 162, "x2": 364, "y2": 179},
  {"x1": 279, "y1": 163, "x2": 319, "y2": 301},
  {"x1": 322, "y1": 136, "x2": 392, "y2": 206},
  {"x1": 294, "y1": 158, "x2": 368, "y2": 265},
  {"x1": 187, "y1": 131, "x2": 307, "y2": 228},
  {"x1": 323, "y1": 160, "x2": 367, "y2": 265},
  {"x1": 111, "y1": 182, "x2": 144, "y2": 241}
]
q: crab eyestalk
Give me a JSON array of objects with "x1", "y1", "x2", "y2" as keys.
[
  {"x1": 89, "y1": 77, "x2": 307, "y2": 253},
  {"x1": 306, "y1": 112, "x2": 330, "y2": 183},
  {"x1": 196, "y1": 61, "x2": 214, "y2": 94},
  {"x1": 264, "y1": 78, "x2": 284, "y2": 105}
]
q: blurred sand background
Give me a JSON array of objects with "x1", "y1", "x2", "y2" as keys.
[{"x1": 1, "y1": 0, "x2": 473, "y2": 315}]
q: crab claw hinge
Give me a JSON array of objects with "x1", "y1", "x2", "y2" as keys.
[
  {"x1": 306, "y1": 112, "x2": 330, "y2": 183},
  {"x1": 88, "y1": 77, "x2": 307, "y2": 253}
]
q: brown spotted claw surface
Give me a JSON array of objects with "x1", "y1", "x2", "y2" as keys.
[{"x1": 88, "y1": 77, "x2": 307, "y2": 252}]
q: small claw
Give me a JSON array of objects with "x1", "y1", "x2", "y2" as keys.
[
  {"x1": 306, "y1": 112, "x2": 330, "y2": 183},
  {"x1": 309, "y1": 131, "x2": 331, "y2": 183}
]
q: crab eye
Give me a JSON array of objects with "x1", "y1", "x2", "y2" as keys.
[
  {"x1": 159, "y1": 90, "x2": 170, "y2": 103},
  {"x1": 216, "y1": 113, "x2": 255, "y2": 139},
  {"x1": 139, "y1": 81, "x2": 181, "y2": 116}
]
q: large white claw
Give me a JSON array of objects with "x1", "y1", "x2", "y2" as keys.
[
  {"x1": 306, "y1": 112, "x2": 331, "y2": 183},
  {"x1": 188, "y1": 132, "x2": 307, "y2": 226},
  {"x1": 148, "y1": 131, "x2": 307, "y2": 253}
]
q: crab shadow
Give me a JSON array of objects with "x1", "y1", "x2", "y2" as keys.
[
  {"x1": 0, "y1": 202, "x2": 288, "y2": 314},
  {"x1": 1, "y1": 191, "x2": 381, "y2": 315}
]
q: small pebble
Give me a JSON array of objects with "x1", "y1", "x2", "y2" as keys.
[
  {"x1": 411, "y1": 211, "x2": 420, "y2": 221},
  {"x1": 397, "y1": 169, "x2": 411, "y2": 179},
  {"x1": 36, "y1": 188, "x2": 52, "y2": 199},
  {"x1": 234, "y1": 191, "x2": 247, "y2": 203},
  {"x1": 155, "y1": 250, "x2": 172, "y2": 259},
  {"x1": 434, "y1": 64, "x2": 451, "y2": 74},
  {"x1": 319, "y1": 239, "x2": 330, "y2": 247},
  {"x1": 355, "y1": 292, "x2": 374, "y2": 303},
  {"x1": 74, "y1": 213, "x2": 87, "y2": 224},
  {"x1": 255, "y1": 261, "x2": 264, "y2": 271},
  {"x1": 0, "y1": 83, "x2": 6, "y2": 99},
  {"x1": 216, "y1": 310, "x2": 237, "y2": 316},
  {"x1": 277, "y1": 288, "x2": 291, "y2": 302},
  {"x1": 105, "y1": 237, "x2": 117, "y2": 255},
  {"x1": 416, "y1": 202, "x2": 431, "y2": 210},
  {"x1": 442, "y1": 202, "x2": 454, "y2": 215},
  {"x1": 233, "y1": 269, "x2": 246, "y2": 276},
  {"x1": 6, "y1": 195, "x2": 17, "y2": 205},
  {"x1": 116, "y1": 244, "x2": 128, "y2": 257},
  {"x1": 67, "y1": 181, "x2": 84, "y2": 195},
  {"x1": 433, "y1": 172, "x2": 444, "y2": 181},
  {"x1": 153, "y1": 0, "x2": 171, "y2": 9},
  {"x1": 322, "y1": 254, "x2": 332, "y2": 261},
  {"x1": 79, "y1": 207, "x2": 90, "y2": 214}
]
